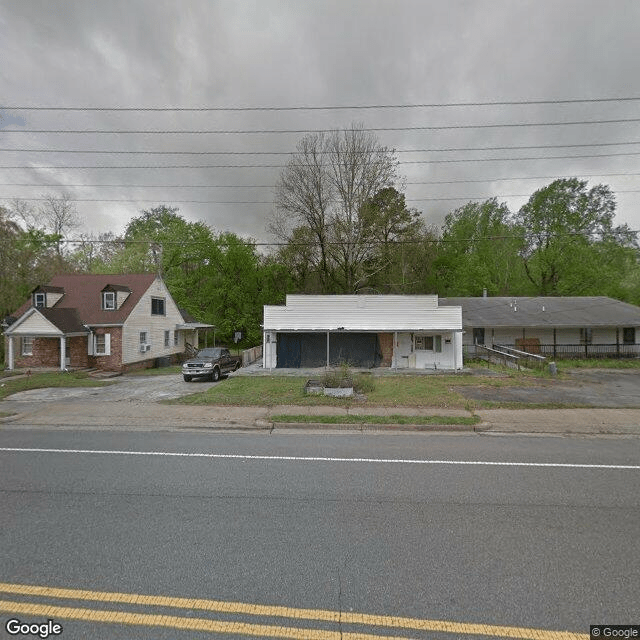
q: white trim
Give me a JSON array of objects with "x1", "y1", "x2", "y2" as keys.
[{"x1": 21, "y1": 336, "x2": 33, "y2": 355}]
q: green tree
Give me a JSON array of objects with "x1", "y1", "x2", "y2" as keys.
[
  {"x1": 434, "y1": 199, "x2": 526, "y2": 296},
  {"x1": 515, "y1": 179, "x2": 633, "y2": 296}
]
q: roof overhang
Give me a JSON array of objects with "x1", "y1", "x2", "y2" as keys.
[{"x1": 176, "y1": 323, "x2": 215, "y2": 330}]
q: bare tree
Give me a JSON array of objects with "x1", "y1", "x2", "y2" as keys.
[
  {"x1": 271, "y1": 124, "x2": 398, "y2": 292},
  {"x1": 39, "y1": 193, "x2": 82, "y2": 254}
]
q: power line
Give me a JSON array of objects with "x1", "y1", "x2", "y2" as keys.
[
  {"x1": 3, "y1": 117, "x2": 640, "y2": 134},
  {"x1": 56, "y1": 228, "x2": 640, "y2": 248},
  {"x1": 3, "y1": 96, "x2": 640, "y2": 111},
  {"x1": 3, "y1": 140, "x2": 640, "y2": 155},
  {"x1": 3, "y1": 172, "x2": 640, "y2": 189},
  {"x1": 4, "y1": 191, "x2": 640, "y2": 205},
  {"x1": 3, "y1": 150, "x2": 640, "y2": 169}
]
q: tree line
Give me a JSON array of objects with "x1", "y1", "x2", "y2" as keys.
[{"x1": 2, "y1": 126, "x2": 639, "y2": 354}]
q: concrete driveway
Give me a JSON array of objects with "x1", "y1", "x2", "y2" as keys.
[{"x1": 2, "y1": 372, "x2": 221, "y2": 404}]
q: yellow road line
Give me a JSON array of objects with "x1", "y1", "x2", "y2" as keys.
[
  {"x1": 0, "y1": 600, "x2": 411, "y2": 640},
  {"x1": 0, "y1": 582, "x2": 588, "y2": 640}
]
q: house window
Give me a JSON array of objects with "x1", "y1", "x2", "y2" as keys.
[
  {"x1": 103, "y1": 292, "x2": 116, "y2": 310},
  {"x1": 174, "y1": 332, "x2": 179, "y2": 346},
  {"x1": 580, "y1": 328, "x2": 593, "y2": 344},
  {"x1": 151, "y1": 297, "x2": 165, "y2": 315},
  {"x1": 21, "y1": 336, "x2": 33, "y2": 355},
  {"x1": 34, "y1": 293, "x2": 45, "y2": 308},
  {"x1": 164, "y1": 330, "x2": 170, "y2": 347},
  {"x1": 623, "y1": 327, "x2": 636, "y2": 345},
  {"x1": 140, "y1": 331, "x2": 147, "y2": 345},
  {"x1": 96, "y1": 334, "x2": 106, "y2": 355},
  {"x1": 472, "y1": 328, "x2": 485, "y2": 345}
]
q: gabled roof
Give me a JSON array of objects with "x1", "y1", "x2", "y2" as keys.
[
  {"x1": 439, "y1": 296, "x2": 640, "y2": 328},
  {"x1": 11, "y1": 273, "x2": 158, "y2": 326},
  {"x1": 32, "y1": 284, "x2": 65, "y2": 294},
  {"x1": 39, "y1": 308, "x2": 87, "y2": 333},
  {"x1": 4, "y1": 307, "x2": 87, "y2": 335}
]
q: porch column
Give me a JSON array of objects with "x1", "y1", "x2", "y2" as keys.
[
  {"x1": 326, "y1": 331, "x2": 330, "y2": 368},
  {"x1": 60, "y1": 336, "x2": 66, "y2": 371},
  {"x1": 393, "y1": 331, "x2": 398, "y2": 370},
  {"x1": 7, "y1": 336, "x2": 14, "y2": 370}
]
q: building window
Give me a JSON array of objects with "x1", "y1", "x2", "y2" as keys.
[
  {"x1": 174, "y1": 332, "x2": 179, "y2": 346},
  {"x1": 580, "y1": 328, "x2": 593, "y2": 344},
  {"x1": 96, "y1": 334, "x2": 106, "y2": 355},
  {"x1": 472, "y1": 328, "x2": 485, "y2": 345},
  {"x1": 151, "y1": 297, "x2": 165, "y2": 315},
  {"x1": 102, "y1": 292, "x2": 116, "y2": 310},
  {"x1": 34, "y1": 293, "x2": 45, "y2": 308},
  {"x1": 21, "y1": 336, "x2": 33, "y2": 355},
  {"x1": 415, "y1": 335, "x2": 442, "y2": 352},
  {"x1": 164, "y1": 330, "x2": 170, "y2": 347},
  {"x1": 140, "y1": 331, "x2": 147, "y2": 345},
  {"x1": 623, "y1": 327, "x2": 636, "y2": 345}
]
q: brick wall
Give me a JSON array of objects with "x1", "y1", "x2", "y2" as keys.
[
  {"x1": 89, "y1": 327, "x2": 123, "y2": 371},
  {"x1": 378, "y1": 333, "x2": 393, "y2": 367},
  {"x1": 13, "y1": 337, "x2": 60, "y2": 369},
  {"x1": 69, "y1": 336, "x2": 89, "y2": 368}
]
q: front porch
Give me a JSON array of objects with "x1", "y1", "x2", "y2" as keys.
[{"x1": 5, "y1": 334, "x2": 90, "y2": 371}]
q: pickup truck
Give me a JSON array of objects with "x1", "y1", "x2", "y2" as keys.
[{"x1": 181, "y1": 347, "x2": 242, "y2": 382}]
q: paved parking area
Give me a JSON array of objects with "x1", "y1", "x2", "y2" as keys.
[{"x1": 458, "y1": 368, "x2": 640, "y2": 407}]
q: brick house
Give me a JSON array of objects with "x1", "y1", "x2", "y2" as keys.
[{"x1": 3, "y1": 274, "x2": 212, "y2": 372}]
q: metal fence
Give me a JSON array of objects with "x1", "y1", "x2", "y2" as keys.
[{"x1": 464, "y1": 343, "x2": 640, "y2": 360}]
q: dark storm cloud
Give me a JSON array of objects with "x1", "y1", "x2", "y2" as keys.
[{"x1": 1, "y1": 0, "x2": 640, "y2": 241}]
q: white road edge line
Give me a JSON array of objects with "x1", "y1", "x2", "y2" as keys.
[{"x1": 0, "y1": 447, "x2": 639, "y2": 469}]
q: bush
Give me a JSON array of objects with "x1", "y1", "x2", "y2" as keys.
[{"x1": 321, "y1": 364, "x2": 353, "y2": 388}]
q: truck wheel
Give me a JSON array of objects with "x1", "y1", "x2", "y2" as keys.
[
  {"x1": 183, "y1": 375, "x2": 192, "y2": 382},
  {"x1": 211, "y1": 367, "x2": 220, "y2": 382}
]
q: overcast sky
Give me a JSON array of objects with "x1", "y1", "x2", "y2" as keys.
[{"x1": 2, "y1": 0, "x2": 640, "y2": 246}]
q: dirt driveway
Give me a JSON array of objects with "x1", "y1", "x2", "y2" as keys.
[{"x1": 457, "y1": 368, "x2": 640, "y2": 407}]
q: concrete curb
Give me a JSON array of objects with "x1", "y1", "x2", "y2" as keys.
[{"x1": 270, "y1": 421, "x2": 476, "y2": 432}]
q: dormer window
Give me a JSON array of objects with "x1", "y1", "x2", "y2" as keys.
[
  {"x1": 34, "y1": 293, "x2": 45, "y2": 308},
  {"x1": 103, "y1": 291, "x2": 116, "y2": 310}
]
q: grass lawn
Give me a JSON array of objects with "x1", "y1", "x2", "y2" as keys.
[
  {"x1": 555, "y1": 358, "x2": 640, "y2": 370},
  {"x1": 171, "y1": 372, "x2": 539, "y2": 409},
  {"x1": 0, "y1": 371, "x2": 113, "y2": 401}
]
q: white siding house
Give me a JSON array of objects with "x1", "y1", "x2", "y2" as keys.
[
  {"x1": 263, "y1": 295, "x2": 463, "y2": 370},
  {"x1": 121, "y1": 277, "x2": 186, "y2": 365}
]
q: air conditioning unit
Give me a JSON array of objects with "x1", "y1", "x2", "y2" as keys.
[
  {"x1": 145, "y1": 344, "x2": 151, "y2": 352},
  {"x1": 140, "y1": 344, "x2": 146, "y2": 353}
]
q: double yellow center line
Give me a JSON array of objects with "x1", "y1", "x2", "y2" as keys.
[{"x1": 0, "y1": 581, "x2": 587, "y2": 639}]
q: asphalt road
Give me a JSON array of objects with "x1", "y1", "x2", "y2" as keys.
[{"x1": 1, "y1": 429, "x2": 638, "y2": 640}]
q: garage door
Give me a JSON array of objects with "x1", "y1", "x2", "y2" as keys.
[{"x1": 277, "y1": 333, "x2": 382, "y2": 368}]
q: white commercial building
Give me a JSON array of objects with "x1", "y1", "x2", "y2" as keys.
[{"x1": 263, "y1": 295, "x2": 463, "y2": 370}]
